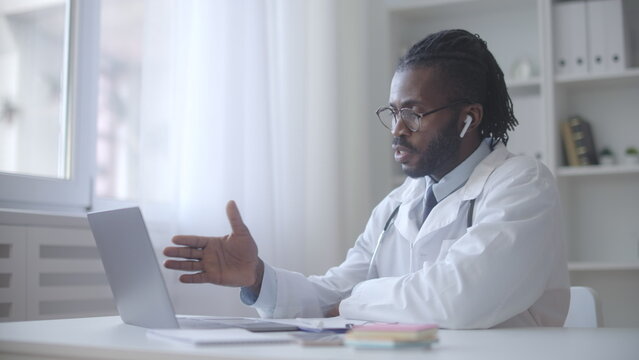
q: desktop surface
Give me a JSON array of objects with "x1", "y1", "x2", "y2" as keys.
[{"x1": 0, "y1": 316, "x2": 637, "y2": 360}]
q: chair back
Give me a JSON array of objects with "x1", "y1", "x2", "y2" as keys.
[{"x1": 564, "y1": 286, "x2": 603, "y2": 328}]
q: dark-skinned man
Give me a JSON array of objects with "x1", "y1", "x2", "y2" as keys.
[{"x1": 164, "y1": 29, "x2": 569, "y2": 329}]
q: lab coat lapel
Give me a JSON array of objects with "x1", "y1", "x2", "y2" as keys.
[
  {"x1": 414, "y1": 143, "x2": 511, "y2": 242},
  {"x1": 389, "y1": 144, "x2": 511, "y2": 244},
  {"x1": 393, "y1": 197, "x2": 420, "y2": 242},
  {"x1": 389, "y1": 177, "x2": 425, "y2": 243}
]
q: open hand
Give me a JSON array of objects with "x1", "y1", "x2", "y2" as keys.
[{"x1": 163, "y1": 201, "x2": 261, "y2": 288}]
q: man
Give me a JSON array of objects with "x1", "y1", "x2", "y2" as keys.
[{"x1": 164, "y1": 29, "x2": 570, "y2": 329}]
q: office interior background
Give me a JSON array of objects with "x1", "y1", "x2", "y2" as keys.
[{"x1": 0, "y1": 0, "x2": 638, "y2": 327}]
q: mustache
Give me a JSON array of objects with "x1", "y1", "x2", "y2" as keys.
[{"x1": 392, "y1": 137, "x2": 416, "y2": 152}]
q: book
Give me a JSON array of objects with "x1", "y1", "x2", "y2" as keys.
[
  {"x1": 344, "y1": 323, "x2": 439, "y2": 350},
  {"x1": 560, "y1": 121, "x2": 579, "y2": 166},
  {"x1": 146, "y1": 328, "x2": 293, "y2": 345},
  {"x1": 560, "y1": 116, "x2": 599, "y2": 166}
]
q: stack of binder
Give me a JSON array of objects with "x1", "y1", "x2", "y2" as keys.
[
  {"x1": 344, "y1": 324, "x2": 438, "y2": 349},
  {"x1": 553, "y1": 0, "x2": 627, "y2": 76}
]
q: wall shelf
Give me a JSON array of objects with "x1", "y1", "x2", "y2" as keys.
[
  {"x1": 568, "y1": 262, "x2": 639, "y2": 271},
  {"x1": 557, "y1": 164, "x2": 639, "y2": 177},
  {"x1": 555, "y1": 68, "x2": 639, "y2": 87}
]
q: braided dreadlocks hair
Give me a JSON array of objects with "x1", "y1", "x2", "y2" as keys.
[{"x1": 397, "y1": 29, "x2": 518, "y2": 147}]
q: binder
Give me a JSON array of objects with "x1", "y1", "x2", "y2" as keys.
[
  {"x1": 586, "y1": 0, "x2": 627, "y2": 73},
  {"x1": 553, "y1": 1, "x2": 588, "y2": 76},
  {"x1": 602, "y1": 0, "x2": 627, "y2": 72},
  {"x1": 586, "y1": 0, "x2": 607, "y2": 73}
]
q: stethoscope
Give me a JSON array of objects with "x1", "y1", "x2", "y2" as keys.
[
  {"x1": 365, "y1": 198, "x2": 476, "y2": 280},
  {"x1": 366, "y1": 204, "x2": 401, "y2": 279}
]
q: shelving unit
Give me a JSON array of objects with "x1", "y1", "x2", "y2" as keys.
[{"x1": 371, "y1": 0, "x2": 639, "y2": 327}]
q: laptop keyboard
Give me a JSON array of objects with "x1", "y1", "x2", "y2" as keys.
[{"x1": 177, "y1": 317, "x2": 299, "y2": 332}]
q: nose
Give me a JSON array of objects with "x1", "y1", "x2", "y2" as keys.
[{"x1": 391, "y1": 117, "x2": 411, "y2": 137}]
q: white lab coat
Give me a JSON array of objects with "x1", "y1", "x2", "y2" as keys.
[{"x1": 256, "y1": 144, "x2": 570, "y2": 329}]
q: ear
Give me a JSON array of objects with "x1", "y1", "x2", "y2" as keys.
[{"x1": 459, "y1": 103, "x2": 483, "y2": 136}]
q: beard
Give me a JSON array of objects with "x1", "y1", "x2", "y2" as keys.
[{"x1": 396, "y1": 116, "x2": 462, "y2": 179}]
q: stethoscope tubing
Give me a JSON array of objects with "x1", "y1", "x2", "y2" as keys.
[{"x1": 366, "y1": 204, "x2": 401, "y2": 279}]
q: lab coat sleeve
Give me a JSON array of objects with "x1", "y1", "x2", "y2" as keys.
[
  {"x1": 339, "y1": 157, "x2": 563, "y2": 329},
  {"x1": 246, "y1": 197, "x2": 399, "y2": 319}
]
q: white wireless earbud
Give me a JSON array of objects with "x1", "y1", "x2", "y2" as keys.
[{"x1": 459, "y1": 115, "x2": 472, "y2": 138}]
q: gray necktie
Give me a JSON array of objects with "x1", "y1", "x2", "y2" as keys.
[{"x1": 422, "y1": 185, "x2": 438, "y2": 224}]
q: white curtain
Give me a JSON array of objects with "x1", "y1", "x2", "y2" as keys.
[{"x1": 138, "y1": 0, "x2": 374, "y2": 316}]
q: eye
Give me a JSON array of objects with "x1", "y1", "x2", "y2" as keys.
[{"x1": 400, "y1": 109, "x2": 420, "y2": 122}]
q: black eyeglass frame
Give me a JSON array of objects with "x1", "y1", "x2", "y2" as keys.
[{"x1": 376, "y1": 99, "x2": 471, "y2": 132}]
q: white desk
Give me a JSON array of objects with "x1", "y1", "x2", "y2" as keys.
[{"x1": 0, "y1": 316, "x2": 637, "y2": 360}]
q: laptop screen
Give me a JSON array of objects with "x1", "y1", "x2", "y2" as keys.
[{"x1": 88, "y1": 207, "x2": 179, "y2": 328}]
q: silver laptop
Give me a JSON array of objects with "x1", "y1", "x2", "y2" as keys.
[{"x1": 87, "y1": 207, "x2": 297, "y2": 332}]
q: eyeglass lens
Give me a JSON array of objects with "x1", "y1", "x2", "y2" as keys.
[{"x1": 378, "y1": 108, "x2": 420, "y2": 132}]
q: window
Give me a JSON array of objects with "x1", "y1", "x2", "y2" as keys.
[
  {"x1": 0, "y1": 0, "x2": 69, "y2": 179},
  {"x1": 0, "y1": 0, "x2": 172, "y2": 212},
  {"x1": 0, "y1": 0, "x2": 98, "y2": 211}
]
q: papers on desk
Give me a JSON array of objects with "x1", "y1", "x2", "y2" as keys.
[
  {"x1": 147, "y1": 328, "x2": 293, "y2": 345},
  {"x1": 146, "y1": 318, "x2": 433, "y2": 349},
  {"x1": 260, "y1": 317, "x2": 369, "y2": 333}
]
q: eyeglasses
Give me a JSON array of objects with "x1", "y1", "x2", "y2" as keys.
[{"x1": 376, "y1": 100, "x2": 469, "y2": 132}]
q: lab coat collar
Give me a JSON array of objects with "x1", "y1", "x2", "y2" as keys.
[
  {"x1": 432, "y1": 139, "x2": 492, "y2": 202},
  {"x1": 388, "y1": 142, "x2": 511, "y2": 242},
  {"x1": 388, "y1": 142, "x2": 509, "y2": 203},
  {"x1": 461, "y1": 142, "x2": 509, "y2": 200}
]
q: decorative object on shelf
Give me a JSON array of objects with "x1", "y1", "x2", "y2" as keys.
[
  {"x1": 560, "y1": 116, "x2": 599, "y2": 166},
  {"x1": 510, "y1": 57, "x2": 534, "y2": 81},
  {"x1": 623, "y1": 146, "x2": 639, "y2": 165},
  {"x1": 598, "y1": 147, "x2": 615, "y2": 165}
]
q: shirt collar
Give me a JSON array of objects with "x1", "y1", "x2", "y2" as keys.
[{"x1": 427, "y1": 138, "x2": 492, "y2": 202}]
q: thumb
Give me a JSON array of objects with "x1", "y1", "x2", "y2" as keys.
[{"x1": 226, "y1": 200, "x2": 249, "y2": 235}]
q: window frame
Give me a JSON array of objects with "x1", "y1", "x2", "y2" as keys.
[{"x1": 0, "y1": 0, "x2": 99, "y2": 213}]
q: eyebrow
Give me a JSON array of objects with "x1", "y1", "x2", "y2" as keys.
[{"x1": 390, "y1": 99, "x2": 426, "y2": 109}]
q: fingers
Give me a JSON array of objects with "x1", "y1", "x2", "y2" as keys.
[
  {"x1": 179, "y1": 273, "x2": 208, "y2": 283},
  {"x1": 163, "y1": 246, "x2": 203, "y2": 259},
  {"x1": 164, "y1": 259, "x2": 203, "y2": 271},
  {"x1": 171, "y1": 235, "x2": 210, "y2": 248},
  {"x1": 226, "y1": 200, "x2": 249, "y2": 235},
  {"x1": 164, "y1": 261, "x2": 211, "y2": 283},
  {"x1": 163, "y1": 258, "x2": 209, "y2": 284}
]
